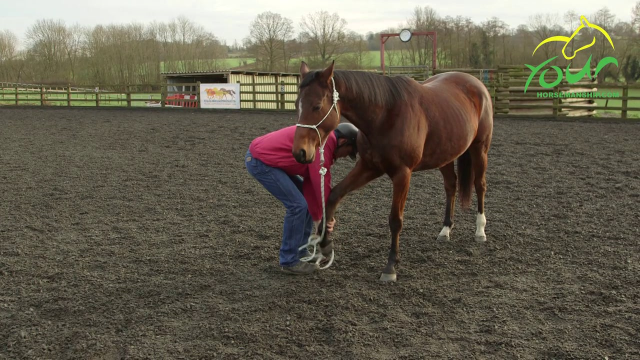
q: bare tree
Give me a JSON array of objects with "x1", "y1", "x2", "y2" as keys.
[
  {"x1": 246, "y1": 11, "x2": 294, "y2": 71},
  {"x1": 300, "y1": 10, "x2": 347, "y2": 66},
  {"x1": 0, "y1": 30, "x2": 19, "y2": 80},
  {"x1": 482, "y1": 17, "x2": 509, "y2": 67},
  {"x1": 25, "y1": 19, "x2": 71, "y2": 81},
  {"x1": 590, "y1": 7, "x2": 619, "y2": 82},
  {"x1": 631, "y1": 1, "x2": 640, "y2": 51},
  {"x1": 563, "y1": 10, "x2": 579, "y2": 57},
  {"x1": 528, "y1": 13, "x2": 563, "y2": 62},
  {"x1": 405, "y1": 6, "x2": 439, "y2": 66},
  {"x1": 341, "y1": 31, "x2": 370, "y2": 69}
]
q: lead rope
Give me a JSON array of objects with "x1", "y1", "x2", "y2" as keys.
[{"x1": 296, "y1": 77, "x2": 339, "y2": 270}]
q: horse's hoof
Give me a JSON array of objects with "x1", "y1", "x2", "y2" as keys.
[
  {"x1": 320, "y1": 242, "x2": 334, "y2": 257},
  {"x1": 437, "y1": 234, "x2": 450, "y2": 241},
  {"x1": 379, "y1": 272, "x2": 397, "y2": 282},
  {"x1": 475, "y1": 234, "x2": 487, "y2": 242}
]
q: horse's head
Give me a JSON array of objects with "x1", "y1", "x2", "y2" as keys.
[{"x1": 292, "y1": 61, "x2": 340, "y2": 164}]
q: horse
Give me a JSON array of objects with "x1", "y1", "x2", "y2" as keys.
[
  {"x1": 220, "y1": 88, "x2": 236, "y2": 99},
  {"x1": 292, "y1": 61, "x2": 494, "y2": 282}
]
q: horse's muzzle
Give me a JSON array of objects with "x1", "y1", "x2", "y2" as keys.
[{"x1": 293, "y1": 148, "x2": 313, "y2": 164}]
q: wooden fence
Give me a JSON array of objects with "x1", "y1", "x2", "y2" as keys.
[{"x1": 1, "y1": 77, "x2": 639, "y2": 119}]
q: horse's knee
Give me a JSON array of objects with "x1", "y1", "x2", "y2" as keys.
[
  {"x1": 328, "y1": 191, "x2": 340, "y2": 206},
  {"x1": 389, "y1": 215, "x2": 403, "y2": 234}
]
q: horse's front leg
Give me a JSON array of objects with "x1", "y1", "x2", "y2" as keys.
[
  {"x1": 381, "y1": 167, "x2": 412, "y2": 282},
  {"x1": 318, "y1": 160, "x2": 383, "y2": 256}
]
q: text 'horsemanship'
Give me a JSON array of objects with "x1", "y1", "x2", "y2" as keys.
[{"x1": 524, "y1": 15, "x2": 619, "y2": 98}]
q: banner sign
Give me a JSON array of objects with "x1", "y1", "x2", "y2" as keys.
[{"x1": 200, "y1": 83, "x2": 240, "y2": 109}]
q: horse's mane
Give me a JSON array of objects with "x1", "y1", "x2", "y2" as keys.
[{"x1": 300, "y1": 70, "x2": 415, "y2": 108}]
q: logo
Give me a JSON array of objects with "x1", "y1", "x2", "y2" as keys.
[{"x1": 524, "y1": 15, "x2": 618, "y2": 94}]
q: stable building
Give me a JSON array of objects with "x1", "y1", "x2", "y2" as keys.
[{"x1": 160, "y1": 70, "x2": 300, "y2": 110}]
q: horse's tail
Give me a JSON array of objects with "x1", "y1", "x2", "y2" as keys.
[{"x1": 457, "y1": 149, "x2": 474, "y2": 210}]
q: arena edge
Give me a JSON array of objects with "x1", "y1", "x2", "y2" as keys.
[{"x1": 536, "y1": 91, "x2": 621, "y2": 98}]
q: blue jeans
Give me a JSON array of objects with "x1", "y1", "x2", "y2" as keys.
[{"x1": 244, "y1": 149, "x2": 313, "y2": 266}]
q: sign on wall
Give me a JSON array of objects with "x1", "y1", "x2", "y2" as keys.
[{"x1": 200, "y1": 83, "x2": 240, "y2": 109}]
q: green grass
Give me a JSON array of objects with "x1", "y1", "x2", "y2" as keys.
[
  {"x1": 0, "y1": 89, "x2": 161, "y2": 107},
  {"x1": 594, "y1": 88, "x2": 640, "y2": 117}
]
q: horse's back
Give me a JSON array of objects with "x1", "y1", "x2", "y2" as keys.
[
  {"x1": 413, "y1": 71, "x2": 493, "y2": 169},
  {"x1": 420, "y1": 71, "x2": 493, "y2": 130}
]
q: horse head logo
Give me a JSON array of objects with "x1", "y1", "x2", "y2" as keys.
[{"x1": 532, "y1": 15, "x2": 615, "y2": 60}]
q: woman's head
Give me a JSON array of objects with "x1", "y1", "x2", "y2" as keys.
[{"x1": 333, "y1": 122, "x2": 358, "y2": 160}]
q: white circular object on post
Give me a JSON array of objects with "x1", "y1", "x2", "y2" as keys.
[{"x1": 399, "y1": 29, "x2": 412, "y2": 42}]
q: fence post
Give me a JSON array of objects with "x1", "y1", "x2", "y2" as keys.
[
  {"x1": 15, "y1": 84, "x2": 18, "y2": 106},
  {"x1": 237, "y1": 81, "x2": 242, "y2": 109},
  {"x1": 161, "y1": 80, "x2": 167, "y2": 108},
  {"x1": 96, "y1": 85, "x2": 100, "y2": 107},
  {"x1": 252, "y1": 74, "x2": 257, "y2": 109},
  {"x1": 40, "y1": 85, "x2": 44, "y2": 106},
  {"x1": 552, "y1": 85, "x2": 559, "y2": 119},
  {"x1": 196, "y1": 81, "x2": 201, "y2": 109},
  {"x1": 67, "y1": 84, "x2": 71, "y2": 107},
  {"x1": 126, "y1": 84, "x2": 132, "y2": 107},
  {"x1": 621, "y1": 84, "x2": 628, "y2": 119},
  {"x1": 280, "y1": 81, "x2": 286, "y2": 110}
]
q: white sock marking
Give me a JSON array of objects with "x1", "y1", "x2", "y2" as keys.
[
  {"x1": 476, "y1": 212, "x2": 486, "y2": 238},
  {"x1": 438, "y1": 226, "x2": 451, "y2": 239}
]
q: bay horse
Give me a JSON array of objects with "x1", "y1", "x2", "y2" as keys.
[{"x1": 292, "y1": 61, "x2": 493, "y2": 282}]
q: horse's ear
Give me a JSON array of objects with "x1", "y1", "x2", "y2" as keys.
[
  {"x1": 300, "y1": 61, "x2": 310, "y2": 77},
  {"x1": 320, "y1": 60, "x2": 335, "y2": 84}
]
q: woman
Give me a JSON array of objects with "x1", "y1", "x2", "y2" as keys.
[{"x1": 245, "y1": 122, "x2": 358, "y2": 275}]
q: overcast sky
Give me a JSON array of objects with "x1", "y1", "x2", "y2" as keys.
[{"x1": 1, "y1": 0, "x2": 636, "y2": 46}]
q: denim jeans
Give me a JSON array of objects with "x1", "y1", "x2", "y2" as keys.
[{"x1": 245, "y1": 149, "x2": 313, "y2": 266}]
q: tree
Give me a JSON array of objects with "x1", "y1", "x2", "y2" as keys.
[
  {"x1": 25, "y1": 19, "x2": 71, "y2": 81},
  {"x1": 564, "y1": 10, "x2": 579, "y2": 57},
  {"x1": 528, "y1": 13, "x2": 562, "y2": 62},
  {"x1": 633, "y1": 1, "x2": 640, "y2": 33},
  {"x1": 246, "y1": 12, "x2": 294, "y2": 71},
  {"x1": 405, "y1": 6, "x2": 439, "y2": 66},
  {"x1": 300, "y1": 10, "x2": 347, "y2": 66},
  {"x1": 622, "y1": 55, "x2": 640, "y2": 83},
  {"x1": 590, "y1": 7, "x2": 618, "y2": 82},
  {"x1": 341, "y1": 31, "x2": 370, "y2": 69},
  {"x1": 0, "y1": 30, "x2": 19, "y2": 81}
]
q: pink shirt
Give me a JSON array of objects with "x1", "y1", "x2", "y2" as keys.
[{"x1": 249, "y1": 125, "x2": 336, "y2": 221}]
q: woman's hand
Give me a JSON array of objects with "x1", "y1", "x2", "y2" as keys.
[{"x1": 326, "y1": 217, "x2": 336, "y2": 232}]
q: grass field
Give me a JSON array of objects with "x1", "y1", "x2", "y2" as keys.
[
  {"x1": 160, "y1": 51, "x2": 414, "y2": 71},
  {"x1": 0, "y1": 89, "x2": 160, "y2": 107},
  {"x1": 595, "y1": 88, "x2": 640, "y2": 118}
]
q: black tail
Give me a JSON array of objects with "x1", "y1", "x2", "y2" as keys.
[{"x1": 456, "y1": 149, "x2": 474, "y2": 210}]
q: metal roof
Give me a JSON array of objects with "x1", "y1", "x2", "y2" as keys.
[{"x1": 161, "y1": 70, "x2": 300, "y2": 77}]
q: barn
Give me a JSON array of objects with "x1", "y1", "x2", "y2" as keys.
[{"x1": 161, "y1": 70, "x2": 300, "y2": 110}]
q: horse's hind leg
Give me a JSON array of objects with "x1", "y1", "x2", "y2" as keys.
[
  {"x1": 470, "y1": 143, "x2": 489, "y2": 242},
  {"x1": 437, "y1": 162, "x2": 457, "y2": 241}
]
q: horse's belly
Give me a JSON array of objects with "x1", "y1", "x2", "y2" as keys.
[
  {"x1": 415, "y1": 139, "x2": 473, "y2": 171},
  {"x1": 414, "y1": 155, "x2": 458, "y2": 171}
]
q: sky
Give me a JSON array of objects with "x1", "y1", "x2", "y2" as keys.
[{"x1": 1, "y1": 0, "x2": 636, "y2": 46}]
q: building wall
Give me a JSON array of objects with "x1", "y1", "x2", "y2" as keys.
[
  {"x1": 228, "y1": 73, "x2": 299, "y2": 110},
  {"x1": 163, "y1": 72, "x2": 300, "y2": 110}
]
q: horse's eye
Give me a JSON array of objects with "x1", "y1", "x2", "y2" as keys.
[{"x1": 313, "y1": 105, "x2": 321, "y2": 111}]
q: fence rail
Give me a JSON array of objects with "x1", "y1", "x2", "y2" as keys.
[{"x1": 1, "y1": 79, "x2": 639, "y2": 118}]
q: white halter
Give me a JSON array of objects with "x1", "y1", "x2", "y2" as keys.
[{"x1": 296, "y1": 77, "x2": 340, "y2": 269}]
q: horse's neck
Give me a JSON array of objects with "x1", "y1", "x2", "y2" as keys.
[
  {"x1": 335, "y1": 76, "x2": 392, "y2": 136},
  {"x1": 339, "y1": 96, "x2": 383, "y2": 137}
]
